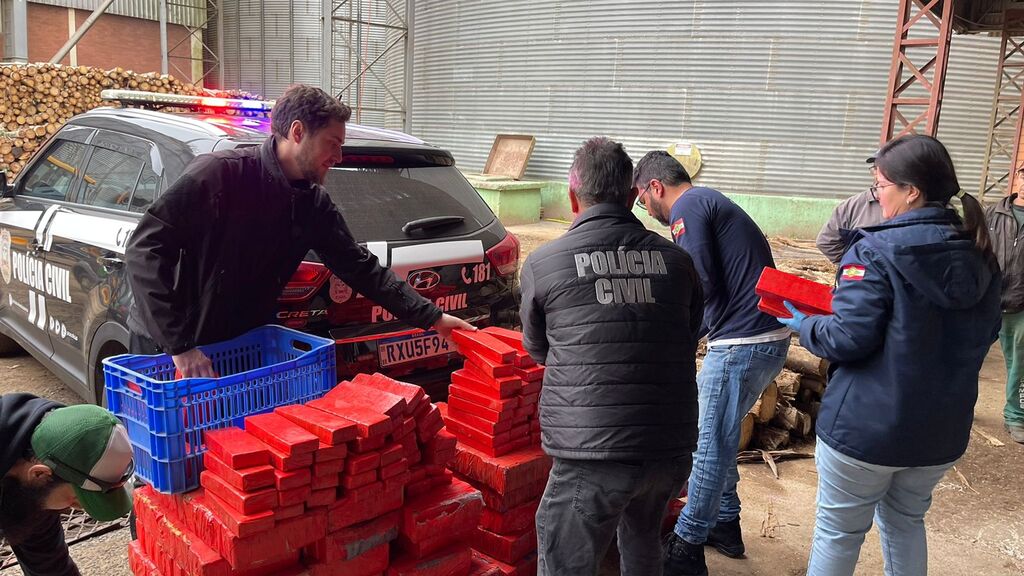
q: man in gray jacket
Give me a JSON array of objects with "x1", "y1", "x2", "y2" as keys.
[
  {"x1": 985, "y1": 171, "x2": 1024, "y2": 444},
  {"x1": 519, "y1": 137, "x2": 704, "y2": 575},
  {"x1": 816, "y1": 150, "x2": 885, "y2": 263}
]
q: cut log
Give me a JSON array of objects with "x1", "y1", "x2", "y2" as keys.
[
  {"x1": 772, "y1": 404, "x2": 813, "y2": 438},
  {"x1": 751, "y1": 381, "x2": 778, "y2": 424},
  {"x1": 775, "y1": 370, "x2": 800, "y2": 398},
  {"x1": 798, "y1": 376, "x2": 826, "y2": 398},
  {"x1": 738, "y1": 413, "x2": 754, "y2": 452},
  {"x1": 755, "y1": 426, "x2": 790, "y2": 451},
  {"x1": 786, "y1": 345, "x2": 829, "y2": 378}
]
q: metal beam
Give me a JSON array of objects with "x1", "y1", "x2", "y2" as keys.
[
  {"x1": 403, "y1": 0, "x2": 414, "y2": 132},
  {"x1": 979, "y1": 8, "x2": 1024, "y2": 201},
  {"x1": 880, "y1": 0, "x2": 955, "y2": 143},
  {"x1": 159, "y1": 0, "x2": 169, "y2": 75},
  {"x1": 3, "y1": 0, "x2": 29, "y2": 64},
  {"x1": 49, "y1": 0, "x2": 117, "y2": 64}
]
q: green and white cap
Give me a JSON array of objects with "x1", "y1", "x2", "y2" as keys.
[{"x1": 30, "y1": 404, "x2": 135, "y2": 522}]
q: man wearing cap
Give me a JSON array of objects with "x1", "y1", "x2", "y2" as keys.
[
  {"x1": 1, "y1": 393, "x2": 134, "y2": 575},
  {"x1": 815, "y1": 150, "x2": 886, "y2": 264}
]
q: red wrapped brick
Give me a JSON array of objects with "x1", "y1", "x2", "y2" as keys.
[
  {"x1": 307, "y1": 542, "x2": 389, "y2": 576},
  {"x1": 400, "y1": 431, "x2": 421, "y2": 461},
  {"x1": 278, "y1": 485, "x2": 313, "y2": 507},
  {"x1": 380, "y1": 443, "x2": 405, "y2": 467},
  {"x1": 464, "y1": 354, "x2": 516, "y2": 379},
  {"x1": 476, "y1": 478, "x2": 549, "y2": 512},
  {"x1": 204, "y1": 490, "x2": 276, "y2": 537},
  {"x1": 220, "y1": 510, "x2": 328, "y2": 570},
  {"x1": 480, "y1": 326, "x2": 525, "y2": 350},
  {"x1": 449, "y1": 384, "x2": 519, "y2": 413},
  {"x1": 267, "y1": 445, "x2": 315, "y2": 471},
  {"x1": 445, "y1": 419, "x2": 513, "y2": 456},
  {"x1": 274, "y1": 503, "x2": 306, "y2": 522},
  {"x1": 275, "y1": 468, "x2": 312, "y2": 491},
  {"x1": 755, "y1": 266, "x2": 834, "y2": 317},
  {"x1": 309, "y1": 397, "x2": 394, "y2": 438},
  {"x1": 520, "y1": 380, "x2": 542, "y2": 397},
  {"x1": 387, "y1": 545, "x2": 472, "y2": 576},
  {"x1": 352, "y1": 433, "x2": 388, "y2": 453},
  {"x1": 307, "y1": 510, "x2": 400, "y2": 563},
  {"x1": 204, "y1": 427, "x2": 269, "y2": 469},
  {"x1": 506, "y1": 436, "x2": 531, "y2": 453},
  {"x1": 394, "y1": 416, "x2": 417, "y2": 439},
  {"x1": 453, "y1": 369, "x2": 520, "y2": 399},
  {"x1": 326, "y1": 380, "x2": 407, "y2": 422},
  {"x1": 444, "y1": 404, "x2": 514, "y2": 435},
  {"x1": 451, "y1": 329, "x2": 517, "y2": 364},
  {"x1": 509, "y1": 423, "x2": 530, "y2": 440},
  {"x1": 307, "y1": 487, "x2": 337, "y2": 507},
  {"x1": 417, "y1": 407, "x2": 445, "y2": 443},
  {"x1": 200, "y1": 471, "x2": 278, "y2": 515},
  {"x1": 275, "y1": 404, "x2": 360, "y2": 445},
  {"x1": 480, "y1": 499, "x2": 540, "y2": 536},
  {"x1": 448, "y1": 397, "x2": 515, "y2": 426},
  {"x1": 513, "y1": 405, "x2": 536, "y2": 421},
  {"x1": 244, "y1": 412, "x2": 320, "y2": 456},
  {"x1": 513, "y1": 366, "x2": 544, "y2": 383},
  {"x1": 347, "y1": 451, "x2": 382, "y2": 475},
  {"x1": 398, "y1": 478, "x2": 483, "y2": 557},
  {"x1": 128, "y1": 540, "x2": 161, "y2": 576},
  {"x1": 519, "y1": 393, "x2": 539, "y2": 408},
  {"x1": 203, "y1": 451, "x2": 275, "y2": 492},
  {"x1": 384, "y1": 469, "x2": 412, "y2": 495},
  {"x1": 327, "y1": 481, "x2": 386, "y2": 530},
  {"x1": 380, "y1": 457, "x2": 410, "y2": 480},
  {"x1": 150, "y1": 500, "x2": 232, "y2": 576},
  {"x1": 354, "y1": 372, "x2": 426, "y2": 416},
  {"x1": 472, "y1": 526, "x2": 536, "y2": 564},
  {"x1": 311, "y1": 472, "x2": 341, "y2": 490},
  {"x1": 316, "y1": 442, "x2": 349, "y2": 462},
  {"x1": 449, "y1": 444, "x2": 551, "y2": 495},
  {"x1": 343, "y1": 469, "x2": 379, "y2": 489},
  {"x1": 470, "y1": 551, "x2": 537, "y2": 576},
  {"x1": 314, "y1": 458, "x2": 346, "y2": 478}
]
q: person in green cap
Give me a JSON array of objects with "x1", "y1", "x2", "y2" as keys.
[{"x1": 1, "y1": 393, "x2": 135, "y2": 575}]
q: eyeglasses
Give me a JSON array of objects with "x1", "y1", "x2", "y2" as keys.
[
  {"x1": 635, "y1": 184, "x2": 652, "y2": 208},
  {"x1": 44, "y1": 456, "x2": 135, "y2": 493},
  {"x1": 869, "y1": 182, "x2": 899, "y2": 201}
]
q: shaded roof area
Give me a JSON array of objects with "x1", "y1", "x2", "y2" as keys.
[{"x1": 953, "y1": 0, "x2": 1024, "y2": 34}]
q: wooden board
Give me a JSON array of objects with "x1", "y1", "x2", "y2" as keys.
[{"x1": 483, "y1": 134, "x2": 536, "y2": 180}]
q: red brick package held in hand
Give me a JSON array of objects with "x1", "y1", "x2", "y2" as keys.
[{"x1": 754, "y1": 266, "x2": 833, "y2": 318}]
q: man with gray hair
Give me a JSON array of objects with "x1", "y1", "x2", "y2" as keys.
[{"x1": 519, "y1": 137, "x2": 703, "y2": 575}]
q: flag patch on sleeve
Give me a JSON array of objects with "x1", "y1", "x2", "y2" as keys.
[
  {"x1": 841, "y1": 264, "x2": 866, "y2": 281},
  {"x1": 671, "y1": 218, "x2": 685, "y2": 239}
]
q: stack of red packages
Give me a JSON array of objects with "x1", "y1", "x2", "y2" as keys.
[
  {"x1": 129, "y1": 372, "x2": 475, "y2": 576},
  {"x1": 388, "y1": 478, "x2": 484, "y2": 575},
  {"x1": 445, "y1": 327, "x2": 543, "y2": 457}
]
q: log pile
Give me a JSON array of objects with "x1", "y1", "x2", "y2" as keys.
[
  {"x1": 0, "y1": 63, "x2": 260, "y2": 180},
  {"x1": 739, "y1": 342, "x2": 827, "y2": 452}
]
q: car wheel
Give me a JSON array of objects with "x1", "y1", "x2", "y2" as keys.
[{"x1": 0, "y1": 333, "x2": 23, "y2": 356}]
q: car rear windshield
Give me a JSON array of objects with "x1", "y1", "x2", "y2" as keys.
[{"x1": 323, "y1": 160, "x2": 496, "y2": 242}]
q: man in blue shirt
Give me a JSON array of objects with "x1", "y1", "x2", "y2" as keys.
[{"x1": 633, "y1": 151, "x2": 790, "y2": 576}]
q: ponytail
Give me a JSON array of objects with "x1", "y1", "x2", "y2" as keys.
[{"x1": 958, "y1": 191, "x2": 995, "y2": 262}]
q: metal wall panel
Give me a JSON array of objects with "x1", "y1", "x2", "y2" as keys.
[
  {"x1": 29, "y1": 0, "x2": 204, "y2": 27},
  {"x1": 409, "y1": 1, "x2": 1003, "y2": 199}
]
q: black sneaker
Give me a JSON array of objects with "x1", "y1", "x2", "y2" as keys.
[
  {"x1": 706, "y1": 517, "x2": 746, "y2": 558},
  {"x1": 663, "y1": 532, "x2": 709, "y2": 576}
]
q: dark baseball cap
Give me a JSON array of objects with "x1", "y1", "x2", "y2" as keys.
[{"x1": 866, "y1": 148, "x2": 881, "y2": 164}]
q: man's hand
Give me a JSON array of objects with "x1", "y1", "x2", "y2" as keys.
[
  {"x1": 432, "y1": 313, "x2": 476, "y2": 339},
  {"x1": 171, "y1": 348, "x2": 217, "y2": 378},
  {"x1": 776, "y1": 301, "x2": 808, "y2": 332}
]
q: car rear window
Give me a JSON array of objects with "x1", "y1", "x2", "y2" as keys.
[{"x1": 323, "y1": 164, "x2": 496, "y2": 242}]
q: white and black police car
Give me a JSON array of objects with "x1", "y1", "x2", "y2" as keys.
[{"x1": 0, "y1": 90, "x2": 520, "y2": 403}]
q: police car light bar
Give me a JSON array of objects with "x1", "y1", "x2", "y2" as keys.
[{"x1": 99, "y1": 89, "x2": 274, "y2": 112}]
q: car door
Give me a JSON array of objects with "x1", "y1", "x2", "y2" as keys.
[
  {"x1": 0, "y1": 126, "x2": 93, "y2": 359},
  {"x1": 41, "y1": 129, "x2": 159, "y2": 391}
]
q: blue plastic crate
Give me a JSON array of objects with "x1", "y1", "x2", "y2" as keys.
[{"x1": 103, "y1": 325, "x2": 336, "y2": 493}]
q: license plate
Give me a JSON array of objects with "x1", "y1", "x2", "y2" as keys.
[{"x1": 378, "y1": 331, "x2": 452, "y2": 367}]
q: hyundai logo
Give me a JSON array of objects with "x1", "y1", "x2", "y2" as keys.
[{"x1": 408, "y1": 270, "x2": 441, "y2": 291}]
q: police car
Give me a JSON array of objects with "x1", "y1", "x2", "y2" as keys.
[{"x1": 0, "y1": 90, "x2": 520, "y2": 404}]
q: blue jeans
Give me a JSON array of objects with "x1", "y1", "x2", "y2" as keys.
[
  {"x1": 537, "y1": 457, "x2": 692, "y2": 576},
  {"x1": 807, "y1": 439, "x2": 954, "y2": 576},
  {"x1": 673, "y1": 338, "x2": 788, "y2": 544}
]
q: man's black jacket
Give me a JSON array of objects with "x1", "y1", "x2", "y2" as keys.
[
  {"x1": 126, "y1": 137, "x2": 442, "y2": 354},
  {"x1": 519, "y1": 203, "x2": 703, "y2": 460}
]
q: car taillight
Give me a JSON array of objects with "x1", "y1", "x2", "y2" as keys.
[
  {"x1": 486, "y1": 233, "x2": 520, "y2": 277},
  {"x1": 280, "y1": 261, "x2": 331, "y2": 302}
]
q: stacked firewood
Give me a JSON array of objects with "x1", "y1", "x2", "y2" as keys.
[
  {"x1": 0, "y1": 63, "x2": 261, "y2": 180},
  {"x1": 739, "y1": 343, "x2": 828, "y2": 451}
]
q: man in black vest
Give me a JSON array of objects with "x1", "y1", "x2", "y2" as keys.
[{"x1": 519, "y1": 137, "x2": 704, "y2": 575}]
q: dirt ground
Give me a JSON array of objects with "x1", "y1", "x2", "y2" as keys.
[{"x1": 1, "y1": 220, "x2": 1022, "y2": 575}]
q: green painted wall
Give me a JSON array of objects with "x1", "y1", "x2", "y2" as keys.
[{"x1": 540, "y1": 181, "x2": 840, "y2": 239}]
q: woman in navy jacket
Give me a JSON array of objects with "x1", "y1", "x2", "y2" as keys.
[{"x1": 780, "y1": 135, "x2": 1001, "y2": 576}]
